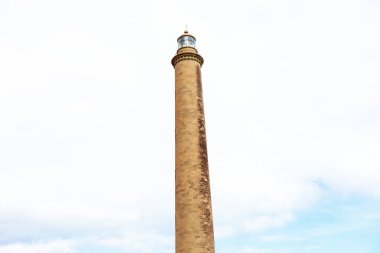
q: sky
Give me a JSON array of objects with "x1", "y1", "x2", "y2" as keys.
[{"x1": 0, "y1": 0, "x2": 379, "y2": 252}]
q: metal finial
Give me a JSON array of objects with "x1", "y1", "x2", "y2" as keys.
[{"x1": 184, "y1": 25, "x2": 188, "y2": 33}]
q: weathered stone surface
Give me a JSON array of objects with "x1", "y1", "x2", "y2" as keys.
[{"x1": 173, "y1": 46, "x2": 215, "y2": 253}]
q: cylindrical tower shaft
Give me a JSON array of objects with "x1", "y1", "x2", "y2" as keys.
[{"x1": 172, "y1": 31, "x2": 215, "y2": 253}]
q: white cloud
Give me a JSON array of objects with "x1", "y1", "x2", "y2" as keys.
[
  {"x1": 97, "y1": 231, "x2": 173, "y2": 253},
  {"x1": 237, "y1": 247, "x2": 274, "y2": 253},
  {"x1": 243, "y1": 213, "x2": 294, "y2": 232},
  {"x1": 259, "y1": 234, "x2": 306, "y2": 242},
  {"x1": 0, "y1": 240, "x2": 75, "y2": 253}
]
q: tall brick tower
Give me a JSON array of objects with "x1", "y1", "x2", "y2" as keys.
[{"x1": 171, "y1": 30, "x2": 215, "y2": 253}]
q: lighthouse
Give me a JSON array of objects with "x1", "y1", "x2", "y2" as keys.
[{"x1": 172, "y1": 30, "x2": 215, "y2": 253}]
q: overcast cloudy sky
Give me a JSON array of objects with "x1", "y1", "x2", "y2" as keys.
[{"x1": 0, "y1": 0, "x2": 379, "y2": 252}]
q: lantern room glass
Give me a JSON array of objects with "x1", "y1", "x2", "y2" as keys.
[{"x1": 178, "y1": 36, "x2": 196, "y2": 49}]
